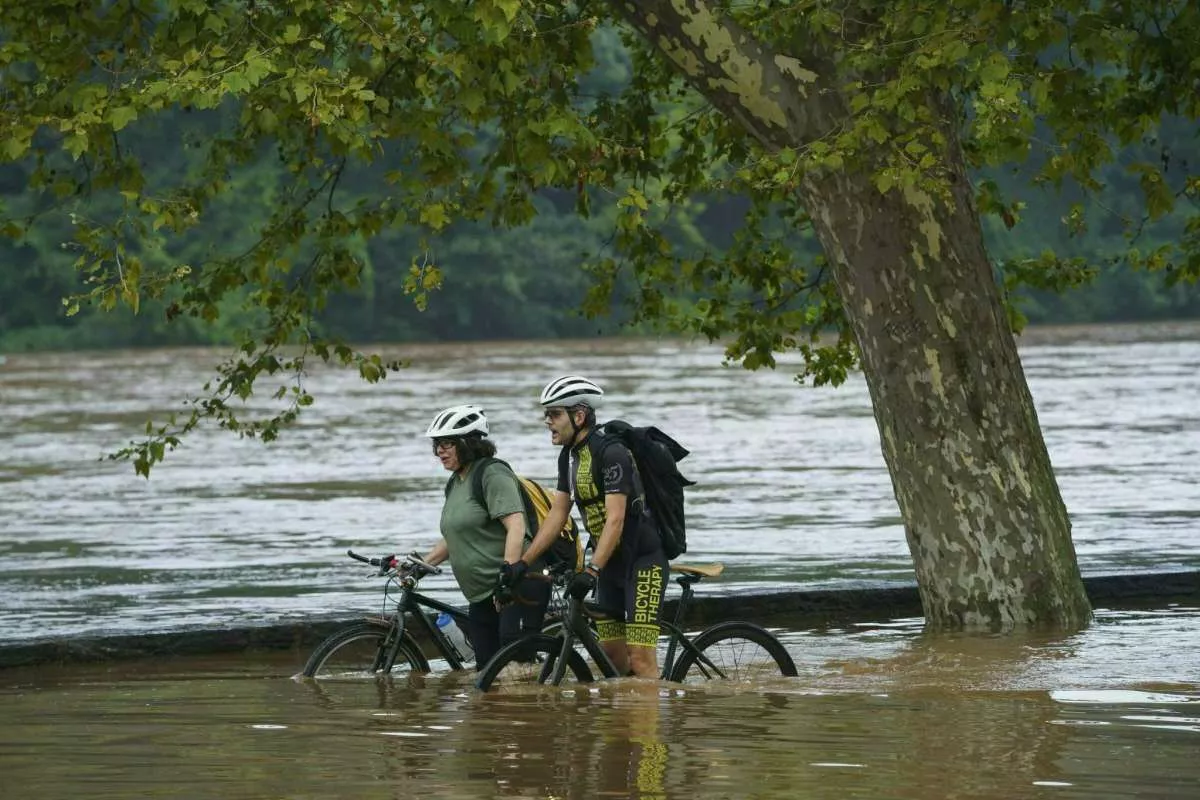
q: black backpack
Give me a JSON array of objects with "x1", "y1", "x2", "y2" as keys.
[
  {"x1": 591, "y1": 420, "x2": 695, "y2": 560},
  {"x1": 445, "y1": 457, "x2": 584, "y2": 571}
]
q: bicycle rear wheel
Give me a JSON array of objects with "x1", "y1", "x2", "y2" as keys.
[
  {"x1": 302, "y1": 621, "x2": 430, "y2": 679},
  {"x1": 475, "y1": 633, "x2": 594, "y2": 691},
  {"x1": 668, "y1": 621, "x2": 797, "y2": 684}
]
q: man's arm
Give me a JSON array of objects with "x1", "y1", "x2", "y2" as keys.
[{"x1": 519, "y1": 491, "x2": 572, "y2": 566}]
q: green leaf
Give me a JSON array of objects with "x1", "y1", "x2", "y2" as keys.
[
  {"x1": 458, "y1": 88, "x2": 485, "y2": 114},
  {"x1": 243, "y1": 52, "x2": 273, "y2": 85},
  {"x1": 979, "y1": 56, "x2": 1010, "y2": 84},
  {"x1": 64, "y1": 131, "x2": 89, "y2": 159},
  {"x1": 2, "y1": 139, "x2": 26, "y2": 161},
  {"x1": 495, "y1": 0, "x2": 522, "y2": 22},
  {"x1": 109, "y1": 105, "x2": 139, "y2": 131},
  {"x1": 419, "y1": 203, "x2": 449, "y2": 230},
  {"x1": 874, "y1": 170, "x2": 895, "y2": 194}
]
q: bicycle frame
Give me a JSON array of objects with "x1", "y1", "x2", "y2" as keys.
[
  {"x1": 347, "y1": 551, "x2": 475, "y2": 672},
  {"x1": 381, "y1": 587, "x2": 473, "y2": 671},
  {"x1": 547, "y1": 570, "x2": 714, "y2": 682}
]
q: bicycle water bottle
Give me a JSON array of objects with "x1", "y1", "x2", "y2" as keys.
[{"x1": 436, "y1": 612, "x2": 473, "y2": 664}]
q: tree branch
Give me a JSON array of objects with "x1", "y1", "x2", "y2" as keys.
[{"x1": 606, "y1": 0, "x2": 839, "y2": 150}]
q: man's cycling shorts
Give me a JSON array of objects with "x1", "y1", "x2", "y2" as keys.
[{"x1": 595, "y1": 548, "x2": 669, "y2": 648}]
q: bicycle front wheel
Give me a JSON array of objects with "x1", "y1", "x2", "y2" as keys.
[
  {"x1": 475, "y1": 634, "x2": 594, "y2": 691},
  {"x1": 302, "y1": 621, "x2": 430, "y2": 679},
  {"x1": 668, "y1": 621, "x2": 797, "y2": 684}
]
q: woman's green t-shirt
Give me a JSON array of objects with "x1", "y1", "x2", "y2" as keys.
[{"x1": 439, "y1": 461, "x2": 525, "y2": 603}]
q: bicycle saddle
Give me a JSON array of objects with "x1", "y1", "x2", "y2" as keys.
[{"x1": 672, "y1": 563, "x2": 724, "y2": 579}]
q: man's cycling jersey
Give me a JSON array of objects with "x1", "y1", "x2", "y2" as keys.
[
  {"x1": 557, "y1": 432, "x2": 667, "y2": 647},
  {"x1": 556, "y1": 432, "x2": 660, "y2": 558}
]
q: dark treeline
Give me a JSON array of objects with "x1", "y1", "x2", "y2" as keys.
[{"x1": 2, "y1": 29, "x2": 1198, "y2": 354}]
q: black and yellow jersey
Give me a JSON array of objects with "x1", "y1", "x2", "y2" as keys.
[{"x1": 556, "y1": 431, "x2": 658, "y2": 557}]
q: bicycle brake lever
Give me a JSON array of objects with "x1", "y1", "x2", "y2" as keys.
[{"x1": 405, "y1": 551, "x2": 442, "y2": 575}]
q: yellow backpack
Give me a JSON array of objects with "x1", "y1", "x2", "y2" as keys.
[{"x1": 515, "y1": 474, "x2": 584, "y2": 572}]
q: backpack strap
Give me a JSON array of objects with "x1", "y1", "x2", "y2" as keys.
[
  {"x1": 584, "y1": 428, "x2": 616, "y2": 509},
  {"x1": 464, "y1": 457, "x2": 538, "y2": 537},
  {"x1": 494, "y1": 462, "x2": 544, "y2": 541},
  {"x1": 589, "y1": 421, "x2": 638, "y2": 501},
  {"x1": 444, "y1": 456, "x2": 510, "y2": 505}
]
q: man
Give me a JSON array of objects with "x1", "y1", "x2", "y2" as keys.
[{"x1": 512, "y1": 375, "x2": 668, "y2": 678}]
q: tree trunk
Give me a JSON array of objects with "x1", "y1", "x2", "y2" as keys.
[
  {"x1": 614, "y1": 1, "x2": 1093, "y2": 630},
  {"x1": 800, "y1": 135, "x2": 1092, "y2": 630}
]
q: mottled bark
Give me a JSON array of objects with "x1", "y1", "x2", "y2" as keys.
[
  {"x1": 613, "y1": 0, "x2": 1093, "y2": 630},
  {"x1": 612, "y1": 0, "x2": 843, "y2": 148},
  {"x1": 800, "y1": 139, "x2": 1092, "y2": 630}
]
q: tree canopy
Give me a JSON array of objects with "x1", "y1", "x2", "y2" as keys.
[{"x1": 2, "y1": 0, "x2": 1197, "y2": 480}]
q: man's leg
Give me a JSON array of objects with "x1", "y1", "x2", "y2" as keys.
[
  {"x1": 626, "y1": 555, "x2": 668, "y2": 679},
  {"x1": 600, "y1": 637, "x2": 631, "y2": 675},
  {"x1": 595, "y1": 570, "x2": 631, "y2": 675}
]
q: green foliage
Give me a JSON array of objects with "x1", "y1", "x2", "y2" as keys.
[{"x1": 2, "y1": 1, "x2": 1199, "y2": 474}]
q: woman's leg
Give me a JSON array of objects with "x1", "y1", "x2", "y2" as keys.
[
  {"x1": 467, "y1": 598, "x2": 502, "y2": 669},
  {"x1": 499, "y1": 577, "x2": 551, "y2": 646}
]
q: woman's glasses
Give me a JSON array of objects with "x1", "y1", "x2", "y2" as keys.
[{"x1": 432, "y1": 438, "x2": 457, "y2": 454}]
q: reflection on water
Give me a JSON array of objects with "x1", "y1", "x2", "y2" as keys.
[
  {"x1": 1, "y1": 607, "x2": 1197, "y2": 799},
  {"x1": 1, "y1": 321, "x2": 1199, "y2": 643}
]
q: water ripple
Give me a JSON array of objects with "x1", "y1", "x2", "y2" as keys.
[{"x1": 2, "y1": 322, "x2": 1200, "y2": 641}]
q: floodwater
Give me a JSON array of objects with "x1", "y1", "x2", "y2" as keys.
[
  {"x1": 1, "y1": 321, "x2": 1198, "y2": 642},
  {"x1": 1, "y1": 605, "x2": 1197, "y2": 799},
  {"x1": 1, "y1": 321, "x2": 1199, "y2": 797}
]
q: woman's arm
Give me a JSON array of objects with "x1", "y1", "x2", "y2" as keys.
[
  {"x1": 500, "y1": 511, "x2": 526, "y2": 564},
  {"x1": 421, "y1": 538, "x2": 450, "y2": 566}
]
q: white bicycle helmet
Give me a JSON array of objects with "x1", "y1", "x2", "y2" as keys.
[
  {"x1": 539, "y1": 375, "x2": 604, "y2": 408},
  {"x1": 425, "y1": 404, "x2": 489, "y2": 438}
]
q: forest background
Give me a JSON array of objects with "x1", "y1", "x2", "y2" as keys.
[{"x1": 2, "y1": 26, "x2": 1198, "y2": 353}]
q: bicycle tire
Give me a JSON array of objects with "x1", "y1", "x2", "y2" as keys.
[
  {"x1": 475, "y1": 633, "x2": 595, "y2": 691},
  {"x1": 668, "y1": 621, "x2": 797, "y2": 684},
  {"x1": 302, "y1": 621, "x2": 430, "y2": 679}
]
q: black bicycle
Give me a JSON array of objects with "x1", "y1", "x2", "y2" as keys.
[
  {"x1": 475, "y1": 563, "x2": 798, "y2": 690},
  {"x1": 301, "y1": 550, "x2": 474, "y2": 678}
]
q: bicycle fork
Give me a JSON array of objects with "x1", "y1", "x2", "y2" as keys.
[{"x1": 550, "y1": 599, "x2": 618, "y2": 682}]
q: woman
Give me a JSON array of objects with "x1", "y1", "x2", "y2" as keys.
[{"x1": 417, "y1": 404, "x2": 549, "y2": 669}]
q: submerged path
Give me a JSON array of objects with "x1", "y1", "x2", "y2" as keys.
[{"x1": 1, "y1": 570, "x2": 1196, "y2": 670}]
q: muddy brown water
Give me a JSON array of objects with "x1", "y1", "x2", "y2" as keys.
[{"x1": 1, "y1": 603, "x2": 1197, "y2": 799}]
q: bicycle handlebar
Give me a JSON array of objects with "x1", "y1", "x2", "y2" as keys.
[{"x1": 346, "y1": 549, "x2": 443, "y2": 577}]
